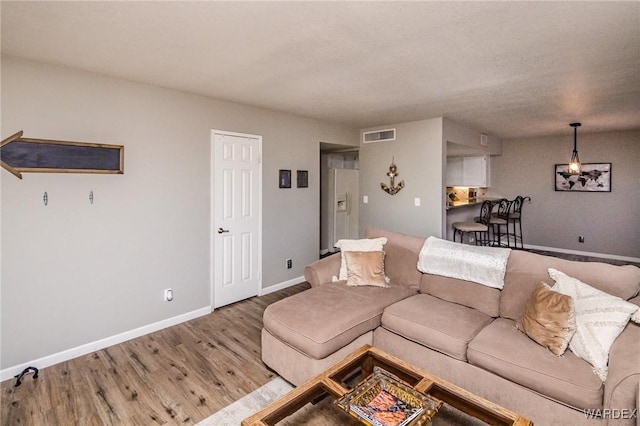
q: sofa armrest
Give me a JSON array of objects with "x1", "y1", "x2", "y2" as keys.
[
  {"x1": 304, "y1": 253, "x2": 341, "y2": 287},
  {"x1": 603, "y1": 299, "x2": 640, "y2": 426}
]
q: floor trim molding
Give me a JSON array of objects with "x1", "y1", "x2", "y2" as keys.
[
  {"x1": 3, "y1": 276, "x2": 308, "y2": 382},
  {"x1": 260, "y1": 276, "x2": 305, "y2": 296},
  {"x1": 525, "y1": 244, "x2": 640, "y2": 264},
  {"x1": 0, "y1": 306, "x2": 211, "y2": 382}
]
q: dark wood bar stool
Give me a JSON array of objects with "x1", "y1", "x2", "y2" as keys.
[
  {"x1": 489, "y1": 198, "x2": 512, "y2": 247},
  {"x1": 508, "y1": 195, "x2": 531, "y2": 248},
  {"x1": 452, "y1": 200, "x2": 494, "y2": 245}
]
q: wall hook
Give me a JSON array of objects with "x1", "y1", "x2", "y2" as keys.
[
  {"x1": 43, "y1": 191, "x2": 48, "y2": 206},
  {"x1": 89, "y1": 191, "x2": 94, "y2": 205}
]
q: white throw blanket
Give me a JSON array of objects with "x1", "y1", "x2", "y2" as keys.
[{"x1": 417, "y1": 237, "x2": 511, "y2": 289}]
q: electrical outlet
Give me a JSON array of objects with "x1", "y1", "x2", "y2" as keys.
[
  {"x1": 164, "y1": 288, "x2": 173, "y2": 301},
  {"x1": 286, "y1": 258, "x2": 292, "y2": 269},
  {"x1": 578, "y1": 236, "x2": 585, "y2": 243}
]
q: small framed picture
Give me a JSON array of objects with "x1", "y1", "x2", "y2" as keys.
[
  {"x1": 279, "y1": 169, "x2": 291, "y2": 188},
  {"x1": 554, "y1": 163, "x2": 611, "y2": 192},
  {"x1": 297, "y1": 170, "x2": 308, "y2": 188}
]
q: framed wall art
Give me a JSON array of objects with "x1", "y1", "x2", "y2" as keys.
[
  {"x1": 555, "y1": 163, "x2": 611, "y2": 192},
  {"x1": 279, "y1": 169, "x2": 291, "y2": 188},
  {"x1": 297, "y1": 170, "x2": 308, "y2": 188}
]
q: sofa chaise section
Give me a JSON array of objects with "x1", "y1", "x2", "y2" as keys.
[
  {"x1": 261, "y1": 229, "x2": 424, "y2": 385},
  {"x1": 263, "y1": 283, "x2": 416, "y2": 361},
  {"x1": 262, "y1": 282, "x2": 417, "y2": 385}
]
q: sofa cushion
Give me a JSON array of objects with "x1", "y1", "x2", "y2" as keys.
[
  {"x1": 365, "y1": 228, "x2": 425, "y2": 290},
  {"x1": 263, "y1": 283, "x2": 416, "y2": 360},
  {"x1": 381, "y1": 294, "x2": 493, "y2": 361},
  {"x1": 468, "y1": 318, "x2": 603, "y2": 410},
  {"x1": 500, "y1": 250, "x2": 640, "y2": 321},
  {"x1": 420, "y1": 274, "x2": 500, "y2": 317}
]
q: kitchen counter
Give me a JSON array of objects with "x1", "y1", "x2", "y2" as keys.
[
  {"x1": 447, "y1": 200, "x2": 480, "y2": 209},
  {"x1": 446, "y1": 198, "x2": 502, "y2": 210}
]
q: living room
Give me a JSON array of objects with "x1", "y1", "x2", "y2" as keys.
[{"x1": 1, "y1": 2, "x2": 639, "y2": 425}]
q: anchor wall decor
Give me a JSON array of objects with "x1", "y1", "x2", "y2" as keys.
[{"x1": 380, "y1": 157, "x2": 405, "y2": 195}]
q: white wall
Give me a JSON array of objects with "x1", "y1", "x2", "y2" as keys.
[
  {"x1": 359, "y1": 118, "x2": 444, "y2": 238},
  {"x1": 490, "y1": 130, "x2": 640, "y2": 259},
  {"x1": 443, "y1": 117, "x2": 502, "y2": 156},
  {"x1": 0, "y1": 56, "x2": 357, "y2": 372}
]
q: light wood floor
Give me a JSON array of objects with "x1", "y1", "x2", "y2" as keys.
[{"x1": 1, "y1": 282, "x2": 310, "y2": 426}]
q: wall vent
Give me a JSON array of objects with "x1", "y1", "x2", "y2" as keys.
[{"x1": 363, "y1": 128, "x2": 396, "y2": 143}]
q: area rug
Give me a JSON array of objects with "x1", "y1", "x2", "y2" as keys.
[{"x1": 196, "y1": 377, "x2": 293, "y2": 425}]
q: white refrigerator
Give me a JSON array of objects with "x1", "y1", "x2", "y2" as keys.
[{"x1": 329, "y1": 168, "x2": 359, "y2": 247}]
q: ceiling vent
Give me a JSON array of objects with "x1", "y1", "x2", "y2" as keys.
[{"x1": 363, "y1": 128, "x2": 396, "y2": 143}]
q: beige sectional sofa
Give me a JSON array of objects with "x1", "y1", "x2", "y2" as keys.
[{"x1": 261, "y1": 228, "x2": 640, "y2": 426}]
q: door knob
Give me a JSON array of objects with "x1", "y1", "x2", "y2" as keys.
[{"x1": 217, "y1": 228, "x2": 229, "y2": 234}]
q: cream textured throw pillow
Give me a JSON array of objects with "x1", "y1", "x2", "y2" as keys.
[
  {"x1": 548, "y1": 268, "x2": 640, "y2": 381},
  {"x1": 344, "y1": 251, "x2": 388, "y2": 287},
  {"x1": 334, "y1": 237, "x2": 387, "y2": 281},
  {"x1": 516, "y1": 282, "x2": 576, "y2": 356}
]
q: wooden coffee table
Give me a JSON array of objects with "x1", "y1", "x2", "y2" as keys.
[{"x1": 242, "y1": 345, "x2": 532, "y2": 426}]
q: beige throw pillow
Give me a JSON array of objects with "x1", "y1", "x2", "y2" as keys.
[
  {"x1": 344, "y1": 251, "x2": 388, "y2": 287},
  {"x1": 516, "y1": 281, "x2": 576, "y2": 356},
  {"x1": 334, "y1": 237, "x2": 387, "y2": 281}
]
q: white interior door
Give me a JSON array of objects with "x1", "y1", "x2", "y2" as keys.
[{"x1": 212, "y1": 130, "x2": 262, "y2": 308}]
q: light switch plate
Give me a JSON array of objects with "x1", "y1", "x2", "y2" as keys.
[
  {"x1": 414, "y1": 198, "x2": 421, "y2": 206},
  {"x1": 363, "y1": 195, "x2": 368, "y2": 203}
]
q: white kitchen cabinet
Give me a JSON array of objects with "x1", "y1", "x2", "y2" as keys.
[
  {"x1": 446, "y1": 155, "x2": 490, "y2": 187},
  {"x1": 445, "y1": 157, "x2": 463, "y2": 187}
]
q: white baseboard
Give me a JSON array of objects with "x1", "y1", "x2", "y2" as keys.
[
  {"x1": 0, "y1": 306, "x2": 211, "y2": 382},
  {"x1": 525, "y1": 244, "x2": 640, "y2": 264},
  {"x1": 260, "y1": 275, "x2": 305, "y2": 296},
  {"x1": 3, "y1": 276, "x2": 309, "y2": 382}
]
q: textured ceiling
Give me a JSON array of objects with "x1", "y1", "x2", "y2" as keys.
[{"x1": 1, "y1": 1, "x2": 639, "y2": 139}]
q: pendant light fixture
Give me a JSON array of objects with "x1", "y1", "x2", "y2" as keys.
[{"x1": 568, "y1": 122, "x2": 582, "y2": 175}]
